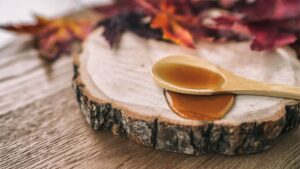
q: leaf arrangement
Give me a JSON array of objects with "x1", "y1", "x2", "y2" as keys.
[
  {"x1": 0, "y1": 15, "x2": 92, "y2": 61},
  {"x1": 0, "y1": 0, "x2": 299, "y2": 61},
  {"x1": 95, "y1": 0, "x2": 300, "y2": 53}
]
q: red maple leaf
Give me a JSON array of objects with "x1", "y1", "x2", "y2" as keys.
[{"x1": 0, "y1": 15, "x2": 93, "y2": 61}]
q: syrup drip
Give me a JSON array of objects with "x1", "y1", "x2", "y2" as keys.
[{"x1": 165, "y1": 91, "x2": 235, "y2": 120}]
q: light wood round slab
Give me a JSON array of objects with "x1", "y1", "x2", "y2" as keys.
[{"x1": 73, "y1": 28, "x2": 300, "y2": 155}]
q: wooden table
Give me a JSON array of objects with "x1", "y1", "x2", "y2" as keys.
[{"x1": 0, "y1": 36, "x2": 299, "y2": 169}]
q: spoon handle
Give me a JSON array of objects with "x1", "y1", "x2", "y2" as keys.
[{"x1": 231, "y1": 81, "x2": 300, "y2": 100}]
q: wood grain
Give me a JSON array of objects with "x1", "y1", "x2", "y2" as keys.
[{"x1": 0, "y1": 29, "x2": 299, "y2": 169}]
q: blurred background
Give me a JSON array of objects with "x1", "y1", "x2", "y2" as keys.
[{"x1": 0, "y1": 0, "x2": 109, "y2": 48}]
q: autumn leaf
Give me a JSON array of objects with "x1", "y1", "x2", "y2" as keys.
[
  {"x1": 0, "y1": 15, "x2": 92, "y2": 61},
  {"x1": 248, "y1": 24, "x2": 297, "y2": 51},
  {"x1": 0, "y1": 15, "x2": 49, "y2": 34},
  {"x1": 236, "y1": 0, "x2": 300, "y2": 21},
  {"x1": 219, "y1": 0, "x2": 300, "y2": 49},
  {"x1": 150, "y1": 1, "x2": 195, "y2": 48},
  {"x1": 98, "y1": 12, "x2": 162, "y2": 48}
]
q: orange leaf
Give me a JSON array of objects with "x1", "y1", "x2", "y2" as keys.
[
  {"x1": 0, "y1": 15, "x2": 92, "y2": 61},
  {"x1": 0, "y1": 15, "x2": 50, "y2": 34},
  {"x1": 150, "y1": 1, "x2": 195, "y2": 48}
]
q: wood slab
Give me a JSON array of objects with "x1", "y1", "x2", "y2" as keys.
[
  {"x1": 0, "y1": 30, "x2": 299, "y2": 169},
  {"x1": 73, "y1": 28, "x2": 300, "y2": 155}
]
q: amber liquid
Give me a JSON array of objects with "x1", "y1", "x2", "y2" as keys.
[
  {"x1": 155, "y1": 63, "x2": 225, "y2": 89},
  {"x1": 158, "y1": 63, "x2": 235, "y2": 120},
  {"x1": 165, "y1": 91, "x2": 235, "y2": 120}
]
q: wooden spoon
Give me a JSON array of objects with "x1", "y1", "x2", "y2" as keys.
[{"x1": 152, "y1": 55, "x2": 300, "y2": 100}]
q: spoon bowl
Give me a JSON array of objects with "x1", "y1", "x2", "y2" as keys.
[{"x1": 152, "y1": 55, "x2": 300, "y2": 100}]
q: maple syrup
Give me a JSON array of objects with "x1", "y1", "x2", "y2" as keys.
[
  {"x1": 165, "y1": 91, "x2": 235, "y2": 120},
  {"x1": 155, "y1": 63, "x2": 225, "y2": 89},
  {"x1": 157, "y1": 63, "x2": 235, "y2": 120}
]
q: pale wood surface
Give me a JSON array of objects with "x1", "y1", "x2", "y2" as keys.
[
  {"x1": 84, "y1": 29, "x2": 298, "y2": 125},
  {"x1": 0, "y1": 39, "x2": 299, "y2": 169}
]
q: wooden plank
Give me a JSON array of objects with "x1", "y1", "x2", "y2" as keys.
[
  {"x1": 0, "y1": 39, "x2": 73, "y2": 115},
  {"x1": 0, "y1": 35, "x2": 299, "y2": 169}
]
